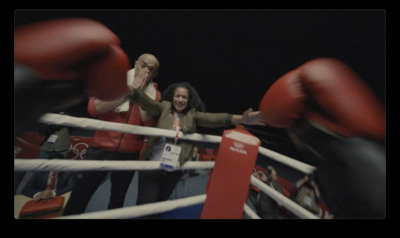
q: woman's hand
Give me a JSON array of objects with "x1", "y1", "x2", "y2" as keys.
[{"x1": 238, "y1": 108, "x2": 266, "y2": 126}]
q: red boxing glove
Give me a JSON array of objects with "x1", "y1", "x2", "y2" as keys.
[
  {"x1": 14, "y1": 18, "x2": 129, "y2": 100},
  {"x1": 259, "y1": 58, "x2": 386, "y2": 218},
  {"x1": 259, "y1": 58, "x2": 385, "y2": 144},
  {"x1": 257, "y1": 68, "x2": 306, "y2": 128}
]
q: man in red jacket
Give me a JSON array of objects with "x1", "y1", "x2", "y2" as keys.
[{"x1": 64, "y1": 53, "x2": 161, "y2": 215}]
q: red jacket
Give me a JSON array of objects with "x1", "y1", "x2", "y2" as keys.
[{"x1": 87, "y1": 83, "x2": 161, "y2": 154}]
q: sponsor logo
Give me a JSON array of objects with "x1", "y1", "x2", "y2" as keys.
[
  {"x1": 252, "y1": 168, "x2": 266, "y2": 179},
  {"x1": 229, "y1": 141, "x2": 247, "y2": 155},
  {"x1": 69, "y1": 142, "x2": 89, "y2": 160}
]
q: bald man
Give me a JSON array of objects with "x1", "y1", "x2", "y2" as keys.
[{"x1": 64, "y1": 53, "x2": 162, "y2": 215}]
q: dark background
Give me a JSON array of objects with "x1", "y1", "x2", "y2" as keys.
[{"x1": 14, "y1": 9, "x2": 386, "y2": 159}]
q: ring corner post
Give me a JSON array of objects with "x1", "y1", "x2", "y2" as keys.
[{"x1": 201, "y1": 127, "x2": 260, "y2": 219}]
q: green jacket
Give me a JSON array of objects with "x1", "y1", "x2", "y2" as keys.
[
  {"x1": 40, "y1": 126, "x2": 71, "y2": 152},
  {"x1": 130, "y1": 89, "x2": 234, "y2": 164}
]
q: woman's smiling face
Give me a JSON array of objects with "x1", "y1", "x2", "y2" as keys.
[{"x1": 173, "y1": 87, "x2": 189, "y2": 113}]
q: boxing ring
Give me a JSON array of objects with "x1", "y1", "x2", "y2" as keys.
[{"x1": 14, "y1": 113, "x2": 319, "y2": 219}]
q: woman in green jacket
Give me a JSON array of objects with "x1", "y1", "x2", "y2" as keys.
[{"x1": 129, "y1": 82, "x2": 265, "y2": 215}]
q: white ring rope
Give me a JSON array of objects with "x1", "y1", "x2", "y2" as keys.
[
  {"x1": 258, "y1": 147, "x2": 315, "y2": 174},
  {"x1": 14, "y1": 158, "x2": 317, "y2": 219},
  {"x1": 39, "y1": 113, "x2": 223, "y2": 143},
  {"x1": 38, "y1": 113, "x2": 316, "y2": 174},
  {"x1": 250, "y1": 175, "x2": 319, "y2": 219},
  {"x1": 15, "y1": 113, "x2": 319, "y2": 219},
  {"x1": 14, "y1": 159, "x2": 215, "y2": 171},
  {"x1": 243, "y1": 203, "x2": 261, "y2": 219},
  {"x1": 54, "y1": 175, "x2": 315, "y2": 219},
  {"x1": 57, "y1": 194, "x2": 207, "y2": 219}
]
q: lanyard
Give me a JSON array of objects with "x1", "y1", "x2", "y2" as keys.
[
  {"x1": 173, "y1": 112, "x2": 181, "y2": 143},
  {"x1": 47, "y1": 171, "x2": 58, "y2": 190}
]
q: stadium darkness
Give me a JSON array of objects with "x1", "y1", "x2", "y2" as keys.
[{"x1": 14, "y1": 9, "x2": 386, "y2": 159}]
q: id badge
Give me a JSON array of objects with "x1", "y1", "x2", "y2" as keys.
[
  {"x1": 160, "y1": 143, "x2": 181, "y2": 172},
  {"x1": 47, "y1": 134, "x2": 58, "y2": 144},
  {"x1": 303, "y1": 195, "x2": 312, "y2": 208}
]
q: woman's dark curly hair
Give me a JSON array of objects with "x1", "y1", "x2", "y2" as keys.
[{"x1": 161, "y1": 82, "x2": 206, "y2": 113}]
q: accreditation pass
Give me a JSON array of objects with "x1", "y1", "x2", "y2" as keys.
[{"x1": 160, "y1": 143, "x2": 181, "y2": 171}]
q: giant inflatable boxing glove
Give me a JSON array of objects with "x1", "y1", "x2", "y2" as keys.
[
  {"x1": 259, "y1": 58, "x2": 386, "y2": 218},
  {"x1": 14, "y1": 18, "x2": 130, "y2": 134}
]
